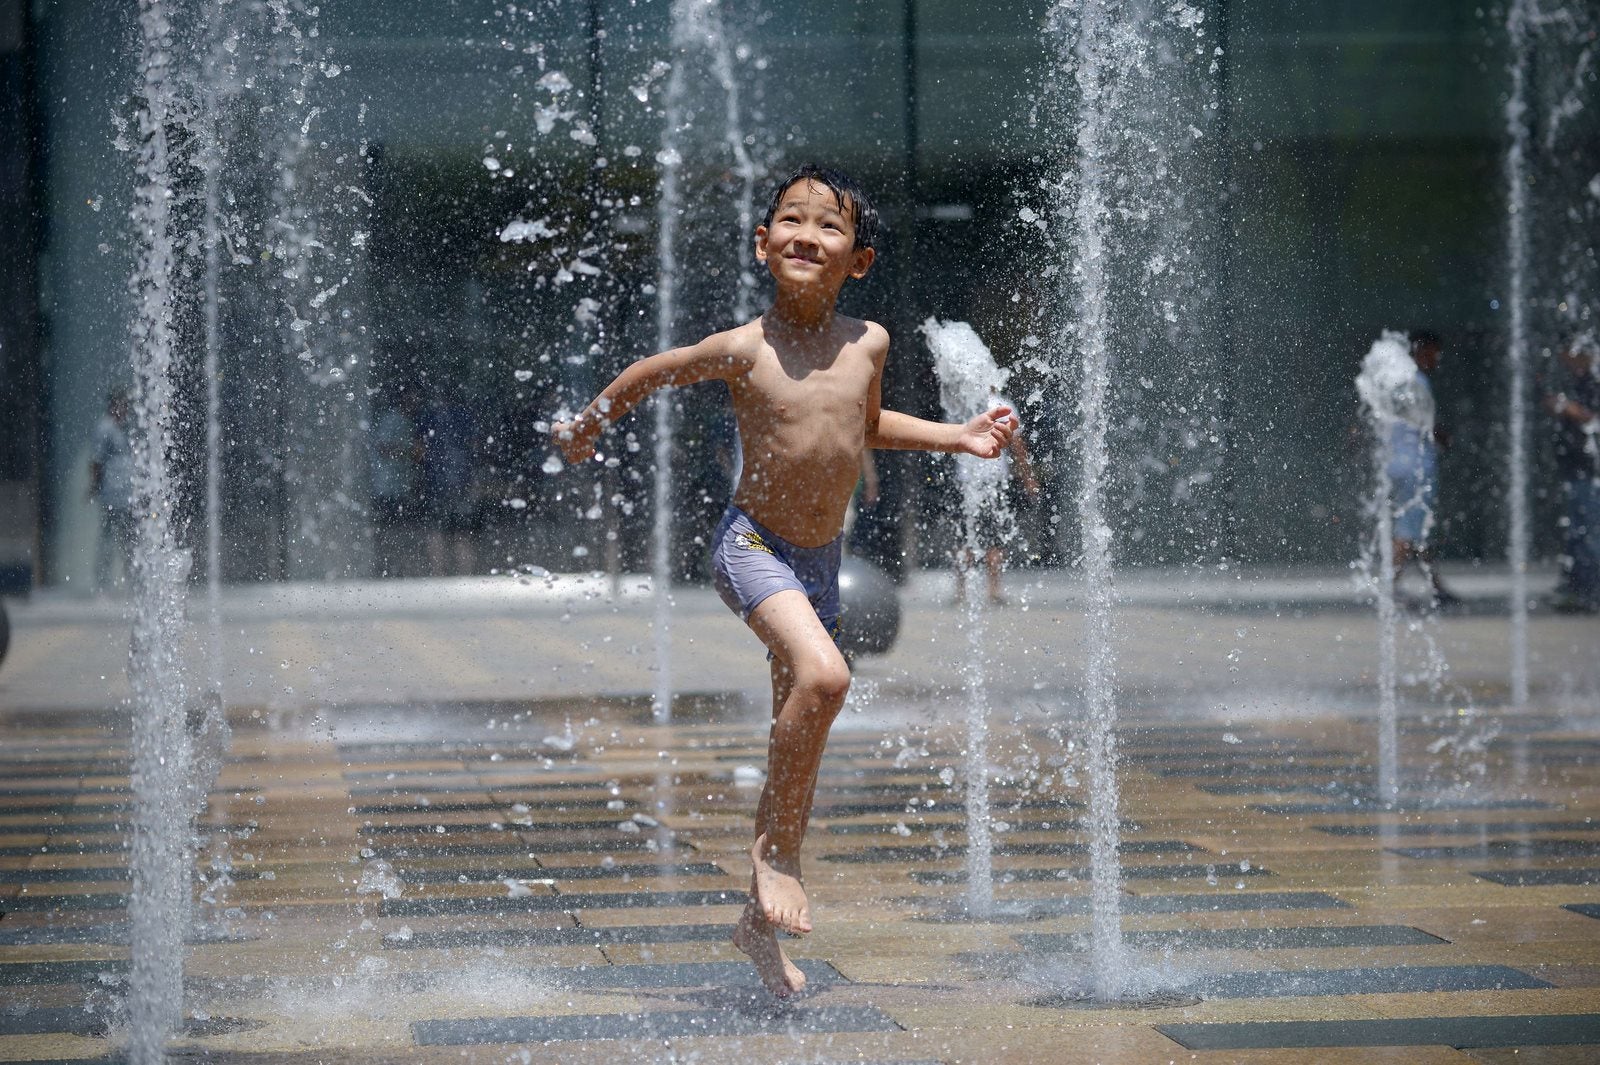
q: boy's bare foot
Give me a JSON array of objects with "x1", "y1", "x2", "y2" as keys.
[
  {"x1": 732, "y1": 902, "x2": 806, "y2": 998},
  {"x1": 751, "y1": 833, "x2": 812, "y2": 934}
]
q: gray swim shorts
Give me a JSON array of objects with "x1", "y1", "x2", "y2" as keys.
[{"x1": 711, "y1": 505, "x2": 843, "y2": 645}]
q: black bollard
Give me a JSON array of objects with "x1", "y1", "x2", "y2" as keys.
[{"x1": 837, "y1": 554, "x2": 901, "y2": 656}]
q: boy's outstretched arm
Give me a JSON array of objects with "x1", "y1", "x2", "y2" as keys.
[
  {"x1": 551, "y1": 334, "x2": 750, "y2": 463},
  {"x1": 860, "y1": 336, "x2": 1017, "y2": 458},
  {"x1": 869, "y1": 406, "x2": 1017, "y2": 457}
]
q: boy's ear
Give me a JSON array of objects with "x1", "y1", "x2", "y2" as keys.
[
  {"x1": 753, "y1": 225, "x2": 770, "y2": 263},
  {"x1": 849, "y1": 246, "x2": 875, "y2": 279}
]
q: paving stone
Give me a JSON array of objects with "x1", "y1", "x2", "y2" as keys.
[
  {"x1": 351, "y1": 799, "x2": 631, "y2": 815},
  {"x1": 539, "y1": 958, "x2": 843, "y2": 990},
  {"x1": 911, "y1": 863, "x2": 1270, "y2": 884},
  {"x1": 0, "y1": 841, "x2": 126, "y2": 857},
  {"x1": 1393, "y1": 841, "x2": 1600, "y2": 859},
  {"x1": 413, "y1": 1005, "x2": 902, "y2": 1045},
  {"x1": 383, "y1": 922, "x2": 733, "y2": 950},
  {"x1": 1563, "y1": 903, "x2": 1600, "y2": 920},
  {"x1": 365, "y1": 819, "x2": 640, "y2": 834},
  {"x1": 0, "y1": 959, "x2": 130, "y2": 985},
  {"x1": 381, "y1": 888, "x2": 745, "y2": 917},
  {"x1": 365, "y1": 837, "x2": 686, "y2": 859},
  {"x1": 1195, "y1": 964, "x2": 1551, "y2": 998},
  {"x1": 1015, "y1": 924, "x2": 1447, "y2": 951},
  {"x1": 1155, "y1": 764, "x2": 1367, "y2": 778},
  {"x1": 1252, "y1": 800, "x2": 1559, "y2": 815},
  {"x1": 1317, "y1": 821, "x2": 1598, "y2": 837},
  {"x1": 0, "y1": 894, "x2": 127, "y2": 912},
  {"x1": 919, "y1": 891, "x2": 1350, "y2": 919},
  {"x1": 394, "y1": 862, "x2": 724, "y2": 882},
  {"x1": 0, "y1": 1005, "x2": 113, "y2": 1036},
  {"x1": 0, "y1": 867, "x2": 130, "y2": 883},
  {"x1": 822, "y1": 839, "x2": 1203, "y2": 862},
  {"x1": 1473, "y1": 868, "x2": 1600, "y2": 886},
  {"x1": 826, "y1": 817, "x2": 1131, "y2": 835},
  {"x1": 1156, "y1": 1013, "x2": 1600, "y2": 1050},
  {"x1": 812, "y1": 798, "x2": 1085, "y2": 818}
]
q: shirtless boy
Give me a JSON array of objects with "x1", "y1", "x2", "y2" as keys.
[{"x1": 552, "y1": 164, "x2": 1016, "y2": 996}]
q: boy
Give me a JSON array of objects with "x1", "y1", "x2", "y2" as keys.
[{"x1": 552, "y1": 164, "x2": 1016, "y2": 996}]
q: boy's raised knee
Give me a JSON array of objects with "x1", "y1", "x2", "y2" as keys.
[{"x1": 797, "y1": 657, "x2": 851, "y2": 709}]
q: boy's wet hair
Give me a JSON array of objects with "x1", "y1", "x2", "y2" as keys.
[{"x1": 761, "y1": 163, "x2": 879, "y2": 251}]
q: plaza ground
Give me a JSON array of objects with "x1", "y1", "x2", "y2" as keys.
[{"x1": 1, "y1": 565, "x2": 1598, "y2": 1062}]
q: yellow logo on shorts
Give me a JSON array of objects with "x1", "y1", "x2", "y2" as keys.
[{"x1": 738, "y1": 530, "x2": 775, "y2": 555}]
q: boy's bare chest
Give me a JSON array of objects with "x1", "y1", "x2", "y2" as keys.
[{"x1": 738, "y1": 350, "x2": 874, "y2": 421}]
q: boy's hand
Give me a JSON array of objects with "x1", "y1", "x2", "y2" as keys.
[
  {"x1": 551, "y1": 412, "x2": 601, "y2": 464},
  {"x1": 958, "y1": 405, "x2": 1017, "y2": 459}
]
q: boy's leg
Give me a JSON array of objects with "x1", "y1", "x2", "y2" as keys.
[
  {"x1": 754, "y1": 659, "x2": 827, "y2": 850},
  {"x1": 733, "y1": 658, "x2": 809, "y2": 997},
  {"x1": 745, "y1": 589, "x2": 851, "y2": 934}
]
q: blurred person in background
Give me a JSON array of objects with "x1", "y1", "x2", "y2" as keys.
[
  {"x1": 1388, "y1": 330, "x2": 1460, "y2": 610},
  {"x1": 1544, "y1": 334, "x2": 1600, "y2": 613},
  {"x1": 418, "y1": 386, "x2": 480, "y2": 577},
  {"x1": 369, "y1": 387, "x2": 422, "y2": 578},
  {"x1": 88, "y1": 389, "x2": 135, "y2": 595}
]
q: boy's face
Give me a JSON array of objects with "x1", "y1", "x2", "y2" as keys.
[{"x1": 754, "y1": 179, "x2": 875, "y2": 294}]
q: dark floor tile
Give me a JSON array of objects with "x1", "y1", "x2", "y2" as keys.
[
  {"x1": 1473, "y1": 868, "x2": 1600, "y2": 886},
  {"x1": 924, "y1": 891, "x2": 1349, "y2": 919},
  {"x1": 1156, "y1": 1013, "x2": 1600, "y2": 1050},
  {"x1": 381, "y1": 888, "x2": 744, "y2": 917},
  {"x1": 1317, "y1": 820, "x2": 1596, "y2": 837},
  {"x1": 1393, "y1": 840, "x2": 1600, "y2": 859},
  {"x1": 0, "y1": 777, "x2": 126, "y2": 793},
  {"x1": 0, "y1": 867, "x2": 129, "y2": 883},
  {"x1": 0, "y1": 841, "x2": 126, "y2": 857},
  {"x1": 1015, "y1": 924, "x2": 1446, "y2": 952},
  {"x1": 413, "y1": 1004, "x2": 902, "y2": 1045},
  {"x1": 1155, "y1": 764, "x2": 1366, "y2": 779},
  {"x1": 1126, "y1": 749, "x2": 1359, "y2": 764},
  {"x1": 826, "y1": 817, "x2": 1132, "y2": 835},
  {"x1": 384, "y1": 922, "x2": 731, "y2": 950},
  {"x1": 1198, "y1": 964, "x2": 1549, "y2": 999},
  {"x1": 1201, "y1": 783, "x2": 1367, "y2": 796},
  {"x1": 1252, "y1": 800, "x2": 1558, "y2": 815},
  {"x1": 0, "y1": 894, "x2": 127, "y2": 912},
  {"x1": 812, "y1": 798, "x2": 1084, "y2": 818},
  {"x1": 1564, "y1": 903, "x2": 1600, "y2": 919},
  {"x1": 0, "y1": 959, "x2": 130, "y2": 985},
  {"x1": 912, "y1": 863, "x2": 1270, "y2": 885},
  {"x1": 394, "y1": 862, "x2": 724, "y2": 882},
  {"x1": 823, "y1": 839, "x2": 1201, "y2": 863},
  {"x1": 0, "y1": 923, "x2": 244, "y2": 947},
  {"x1": 366, "y1": 819, "x2": 641, "y2": 835},
  {"x1": 347, "y1": 783, "x2": 510, "y2": 798},
  {"x1": 366, "y1": 838, "x2": 686, "y2": 859},
  {"x1": 0, "y1": 1005, "x2": 113, "y2": 1036},
  {"x1": 1124, "y1": 891, "x2": 1348, "y2": 914},
  {"x1": 352, "y1": 799, "x2": 632, "y2": 815},
  {"x1": 540, "y1": 958, "x2": 843, "y2": 990}
]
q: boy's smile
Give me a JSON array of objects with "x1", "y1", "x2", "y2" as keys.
[{"x1": 755, "y1": 179, "x2": 875, "y2": 295}]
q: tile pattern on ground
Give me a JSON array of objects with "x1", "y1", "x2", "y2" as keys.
[{"x1": 1, "y1": 700, "x2": 1599, "y2": 1063}]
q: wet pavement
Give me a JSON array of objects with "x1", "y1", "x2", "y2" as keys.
[{"x1": 1, "y1": 569, "x2": 1599, "y2": 1062}]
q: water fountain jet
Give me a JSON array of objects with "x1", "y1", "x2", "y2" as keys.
[
  {"x1": 924, "y1": 317, "x2": 1016, "y2": 920},
  {"x1": 1505, "y1": 0, "x2": 1533, "y2": 709},
  {"x1": 125, "y1": 2, "x2": 197, "y2": 1058}
]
